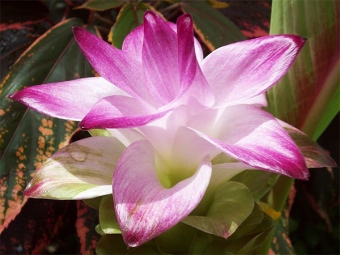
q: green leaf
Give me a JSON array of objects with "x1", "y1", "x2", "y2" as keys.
[
  {"x1": 83, "y1": 196, "x2": 103, "y2": 210},
  {"x1": 189, "y1": 212, "x2": 274, "y2": 254},
  {"x1": 267, "y1": 0, "x2": 339, "y2": 141},
  {"x1": 89, "y1": 129, "x2": 112, "y2": 137},
  {"x1": 0, "y1": 18, "x2": 95, "y2": 231},
  {"x1": 108, "y1": 3, "x2": 154, "y2": 49},
  {"x1": 155, "y1": 223, "x2": 197, "y2": 254},
  {"x1": 231, "y1": 170, "x2": 279, "y2": 201},
  {"x1": 25, "y1": 136, "x2": 125, "y2": 199},
  {"x1": 96, "y1": 234, "x2": 160, "y2": 254},
  {"x1": 76, "y1": 0, "x2": 124, "y2": 11},
  {"x1": 182, "y1": 181, "x2": 254, "y2": 238},
  {"x1": 179, "y1": 0, "x2": 246, "y2": 50},
  {"x1": 219, "y1": 212, "x2": 274, "y2": 254},
  {"x1": 99, "y1": 194, "x2": 121, "y2": 234},
  {"x1": 241, "y1": 203, "x2": 264, "y2": 226}
]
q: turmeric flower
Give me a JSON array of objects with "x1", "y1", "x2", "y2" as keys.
[{"x1": 10, "y1": 11, "x2": 311, "y2": 247}]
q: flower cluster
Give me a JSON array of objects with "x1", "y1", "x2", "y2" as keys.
[{"x1": 10, "y1": 11, "x2": 311, "y2": 247}]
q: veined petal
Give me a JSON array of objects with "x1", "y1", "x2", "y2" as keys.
[
  {"x1": 24, "y1": 137, "x2": 126, "y2": 199},
  {"x1": 175, "y1": 15, "x2": 215, "y2": 108},
  {"x1": 8, "y1": 77, "x2": 121, "y2": 120},
  {"x1": 176, "y1": 14, "x2": 197, "y2": 96},
  {"x1": 113, "y1": 140, "x2": 212, "y2": 247},
  {"x1": 122, "y1": 19, "x2": 204, "y2": 63},
  {"x1": 201, "y1": 35, "x2": 306, "y2": 106},
  {"x1": 79, "y1": 95, "x2": 172, "y2": 129},
  {"x1": 122, "y1": 25, "x2": 144, "y2": 61},
  {"x1": 73, "y1": 27, "x2": 156, "y2": 105},
  {"x1": 189, "y1": 105, "x2": 309, "y2": 179},
  {"x1": 142, "y1": 11, "x2": 180, "y2": 104}
]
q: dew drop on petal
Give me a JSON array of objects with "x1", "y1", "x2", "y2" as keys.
[{"x1": 67, "y1": 144, "x2": 87, "y2": 162}]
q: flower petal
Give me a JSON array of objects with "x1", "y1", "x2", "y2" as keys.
[
  {"x1": 122, "y1": 25, "x2": 144, "y2": 61},
  {"x1": 201, "y1": 35, "x2": 306, "y2": 106},
  {"x1": 113, "y1": 140, "x2": 212, "y2": 247},
  {"x1": 79, "y1": 95, "x2": 172, "y2": 129},
  {"x1": 176, "y1": 14, "x2": 197, "y2": 95},
  {"x1": 24, "y1": 136, "x2": 126, "y2": 199},
  {"x1": 122, "y1": 18, "x2": 204, "y2": 63},
  {"x1": 73, "y1": 27, "x2": 156, "y2": 105},
  {"x1": 142, "y1": 11, "x2": 180, "y2": 104},
  {"x1": 278, "y1": 120, "x2": 337, "y2": 168},
  {"x1": 8, "y1": 77, "x2": 121, "y2": 120},
  {"x1": 190, "y1": 105, "x2": 309, "y2": 179},
  {"x1": 170, "y1": 127, "x2": 222, "y2": 171},
  {"x1": 175, "y1": 14, "x2": 215, "y2": 108}
]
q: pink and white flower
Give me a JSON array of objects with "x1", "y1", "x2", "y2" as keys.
[{"x1": 10, "y1": 11, "x2": 313, "y2": 247}]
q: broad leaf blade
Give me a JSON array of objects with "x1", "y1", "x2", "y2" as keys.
[
  {"x1": 182, "y1": 181, "x2": 254, "y2": 238},
  {"x1": 231, "y1": 170, "x2": 279, "y2": 201},
  {"x1": 99, "y1": 195, "x2": 121, "y2": 234},
  {"x1": 179, "y1": 0, "x2": 246, "y2": 50},
  {"x1": 109, "y1": 3, "x2": 154, "y2": 49},
  {"x1": 0, "y1": 18, "x2": 96, "y2": 231},
  {"x1": 267, "y1": 0, "x2": 339, "y2": 140}
]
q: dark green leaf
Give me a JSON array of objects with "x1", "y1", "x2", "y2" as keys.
[
  {"x1": 96, "y1": 234, "x2": 160, "y2": 254},
  {"x1": 182, "y1": 181, "x2": 253, "y2": 238},
  {"x1": 179, "y1": 0, "x2": 245, "y2": 50},
  {"x1": 109, "y1": 3, "x2": 154, "y2": 49},
  {"x1": 83, "y1": 196, "x2": 103, "y2": 210},
  {"x1": 189, "y1": 213, "x2": 273, "y2": 255},
  {"x1": 231, "y1": 170, "x2": 279, "y2": 201},
  {"x1": 76, "y1": 0, "x2": 124, "y2": 11},
  {"x1": 270, "y1": 213, "x2": 296, "y2": 254}
]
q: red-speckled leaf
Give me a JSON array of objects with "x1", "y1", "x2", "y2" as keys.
[
  {"x1": 76, "y1": 200, "x2": 101, "y2": 254},
  {"x1": 179, "y1": 0, "x2": 246, "y2": 50},
  {"x1": 0, "y1": 1, "x2": 51, "y2": 82},
  {"x1": 109, "y1": 2, "x2": 154, "y2": 49},
  {"x1": 219, "y1": 1, "x2": 271, "y2": 38},
  {"x1": 270, "y1": 209, "x2": 296, "y2": 254},
  {"x1": 0, "y1": 199, "x2": 78, "y2": 254},
  {"x1": 0, "y1": 18, "x2": 97, "y2": 232}
]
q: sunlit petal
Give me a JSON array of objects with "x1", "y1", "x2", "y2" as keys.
[
  {"x1": 24, "y1": 137, "x2": 125, "y2": 199},
  {"x1": 113, "y1": 140, "x2": 212, "y2": 247},
  {"x1": 79, "y1": 95, "x2": 172, "y2": 129},
  {"x1": 9, "y1": 77, "x2": 123, "y2": 120},
  {"x1": 201, "y1": 35, "x2": 305, "y2": 106}
]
